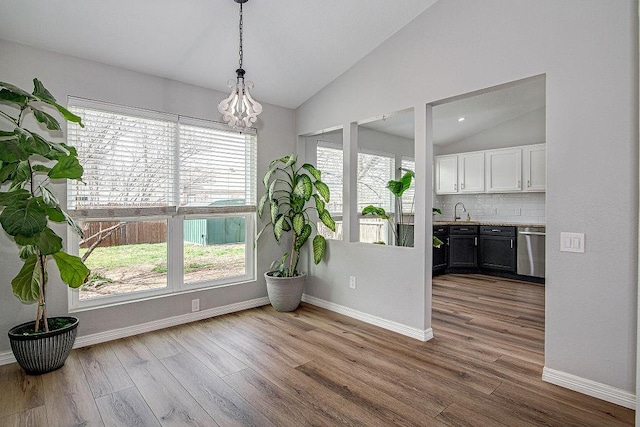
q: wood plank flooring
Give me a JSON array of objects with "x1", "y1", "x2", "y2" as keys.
[{"x1": 0, "y1": 273, "x2": 634, "y2": 426}]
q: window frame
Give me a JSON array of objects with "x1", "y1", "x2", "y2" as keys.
[
  {"x1": 69, "y1": 215, "x2": 173, "y2": 310},
  {"x1": 180, "y1": 211, "x2": 255, "y2": 288}
]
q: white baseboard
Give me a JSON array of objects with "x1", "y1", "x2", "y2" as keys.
[
  {"x1": 542, "y1": 367, "x2": 635, "y2": 409},
  {"x1": 0, "y1": 297, "x2": 270, "y2": 367},
  {"x1": 302, "y1": 294, "x2": 433, "y2": 342},
  {"x1": 0, "y1": 351, "x2": 17, "y2": 366}
]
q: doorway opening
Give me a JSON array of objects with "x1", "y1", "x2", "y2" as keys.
[{"x1": 428, "y1": 75, "x2": 547, "y2": 374}]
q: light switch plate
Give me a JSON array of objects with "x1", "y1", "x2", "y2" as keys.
[{"x1": 560, "y1": 232, "x2": 585, "y2": 253}]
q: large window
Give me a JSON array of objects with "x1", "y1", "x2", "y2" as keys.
[{"x1": 67, "y1": 99, "x2": 256, "y2": 308}]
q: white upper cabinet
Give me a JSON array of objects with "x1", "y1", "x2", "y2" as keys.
[
  {"x1": 485, "y1": 147, "x2": 522, "y2": 192},
  {"x1": 523, "y1": 144, "x2": 546, "y2": 191},
  {"x1": 435, "y1": 155, "x2": 458, "y2": 194},
  {"x1": 435, "y1": 143, "x2": 544, "y2": 195},
  {"x1": 458, "y1": 152, "x2": 485, "y2": 193}
]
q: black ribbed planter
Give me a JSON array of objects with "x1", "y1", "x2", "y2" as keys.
[{"x1": 8, "y1": 316, "x2": 79, "y2": 375}]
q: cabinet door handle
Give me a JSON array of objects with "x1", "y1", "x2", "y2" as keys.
[
  {"x1": 527, "y1": 180, "x2": 531, "y2": 188},
  {"x1": 491, "y1": 229, "x2": 501, "y2": 232},
  {"x1": 446, "y1": 238, "x2": 449, "y2": 246},
  {"x1": 461, "y1": 182, "x2": 465, "y2": 189},
  {"x1": 454, "y1": 183, "x2": 457, "y2": 191},
  {"x1": 510, "y1": 239, "x2": 513, "y2": 249},
  {"x1": 474, "y1": 237, "x2": 478, "y2": 246}
]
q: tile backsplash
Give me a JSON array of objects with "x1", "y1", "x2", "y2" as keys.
[{"x1": 434, "y1": 193, "x2": 545, "y2": 224}]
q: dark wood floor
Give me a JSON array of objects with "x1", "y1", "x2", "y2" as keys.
[{"x1": 0, "y1": 274, "x2": 634, "y2": 426}]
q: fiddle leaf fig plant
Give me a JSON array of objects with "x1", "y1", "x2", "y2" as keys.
[
  {"x1": 257, "y1": 153, "x2": 336, "y2": 277},
  {"x1": 0, "y1": 79, "x2": 90, "y2": 333}
]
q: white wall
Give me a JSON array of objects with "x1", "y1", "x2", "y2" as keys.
[
  {"x1": 301, "y1": 114, "x2": 430, "y2": 333},
  {"x1": 358, "y1": 127, "x2": 414, "y2": 159},
  {"x1": 0, "y1": 39, "x2": 296, "y2": 353},
  {"x1": 296, "y1": 0, "x2": 638, "y2": 399},
  {"x1": 435, "y1": 107, "x2": 545, "y2": 155},
  {"x1": 314, "y1": 128, "x2": 344, "y2": 147}
]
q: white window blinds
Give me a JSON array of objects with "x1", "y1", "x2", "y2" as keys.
[
  {"x1": 357, "y1": 151, "x2": 394, "y2": 212},
  {"x1": 316, "y1": 142, "x2": 343, "y2": 214},
  {"x1": 67, "y1": 99, "x2": 256, "y2": 217},
  {"x1": 67, "y1": 105, "x2": 177, "y2": 211},
  {"x1": 179, "y1": 117, "x2": 256, "y2": 209}
]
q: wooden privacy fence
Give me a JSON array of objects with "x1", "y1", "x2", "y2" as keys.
[
  {"x1": 82, "y1": 220, "x2": 386, "y2": 248},
  {"x1": 80, "y1": 221, "x2": 167, "y2": 248},
  {"x1": 80, "y1": 219, "x2": 245, "y2": 248}
]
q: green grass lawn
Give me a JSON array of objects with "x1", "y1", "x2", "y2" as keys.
[
  {"x1": 79, "y1": 242, "x2": 246, "y2": 299},
  {"x1": 81, "y1": 242, "x2": 244, "y2": 270}
]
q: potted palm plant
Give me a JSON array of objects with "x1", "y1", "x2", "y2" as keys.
[
  {"x1": 257, "y1": 153, "x2": 335, "y2": 311},
  {"x1": 0, "y1": 79, "x2": 90, "y2": 374}
]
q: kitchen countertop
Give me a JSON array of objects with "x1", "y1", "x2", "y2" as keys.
[{"x1": 433, "y1": 220, "x2": 545, "y2": 228}]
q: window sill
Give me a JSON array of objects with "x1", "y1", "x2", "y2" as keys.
[{"x1": 68, "y1": 276, "x2": 256, "y2": 313}]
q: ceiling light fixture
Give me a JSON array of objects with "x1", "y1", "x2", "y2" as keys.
[
  {"x1": 218, "y1": 0, "x2": 262, "y2": 129},
  {"x1": 458, "y1": 117, "x2": 466, "y2": 122}
]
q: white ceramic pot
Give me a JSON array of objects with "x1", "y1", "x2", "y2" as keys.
[{"x1": 264, "y1": 272, "x2": 306, "y2": 312}]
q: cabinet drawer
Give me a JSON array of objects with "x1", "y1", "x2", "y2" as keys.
[
  {"x1": 449, "y1": 225, "x2": 478, "y2": 235},
  {"x1": 433, "y1": 226, "x2": 448, "y2": 236},
  {"x1": 480, "y1": 226, "x2": 515, "y2": 236}
]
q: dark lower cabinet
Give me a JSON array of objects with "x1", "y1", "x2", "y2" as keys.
[
  {"x1": 448, "y1": 225, "x2": 478, "y2": 268},
  {"x1": 478, "y1": 226, "x2": 516, "y2": 272},
  {"x1": 431, "y1": 224, "x2": 531, "y2": 280},
  {"x1": 433, "y1": 226, "x2": 448, "y2": 272},
  {"x1": 448, "y1": 235, "x2": 478, "y2": 267}
]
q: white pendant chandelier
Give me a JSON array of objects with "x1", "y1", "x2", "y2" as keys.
[{"x1": 218, "y1": 0, "x2": 262, "y2": 129}]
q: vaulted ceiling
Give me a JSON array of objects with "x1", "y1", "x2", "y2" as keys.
[
  {"x1": 0, "y1": 1, "x2": 546, "y2": 142},
  {"x1": 0, "y1": 0, "x2": 436, "y2": 109}
]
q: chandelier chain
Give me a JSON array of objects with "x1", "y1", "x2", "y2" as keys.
[{"x1": 238, "y1": 1, "x2": 243, "y2": 70}]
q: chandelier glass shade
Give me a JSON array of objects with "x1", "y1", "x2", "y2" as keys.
[{"x1": 218, "y1": 0, "x2": 262, "y2": 129}]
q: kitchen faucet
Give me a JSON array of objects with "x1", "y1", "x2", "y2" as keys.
[{"x1": 454, "y1": 202, "x2": 467, "y2": 221}]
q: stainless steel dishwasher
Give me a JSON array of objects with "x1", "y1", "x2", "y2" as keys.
[{"x1": 517, "y1": 226, "x2": 545, "y2": 278}]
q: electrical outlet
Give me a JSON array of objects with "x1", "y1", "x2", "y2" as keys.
[
  {"x1": 514, "y1": 208, "x2": 521, "y2": 216},
  {"x1": 349, "y1": 276, "x2": 357, "y2": 289},
  {"x1": 192, "y1": 299, "x2": 200, "y2": 312},
  {"x1": 492, "y1": 207, "x2": 498, "y2": 215}
]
